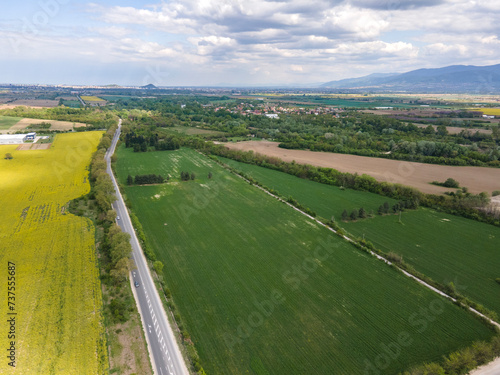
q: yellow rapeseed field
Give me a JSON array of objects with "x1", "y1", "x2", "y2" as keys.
[
  {"x1": 470, "y1": 107, "x2": 500, "y2": 116},
  {"x1": 0, "y1": 132, "x2": 107, "y2": 374},
  {"x1": 81, "y1": 96, "x2": 105, "y2": 102}
]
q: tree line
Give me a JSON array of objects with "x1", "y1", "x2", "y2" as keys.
[
  {"x1": 199, "y1": 142, "x2": 498, "y2": 227},
  {"x1": 127, "y1": 174, "x2": 166, "y2": 185},
  {"x1": 124, "y1": 129, "x2": 181, "y2": 152}
]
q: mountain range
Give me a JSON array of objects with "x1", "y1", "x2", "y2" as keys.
[{"x1": 321, "y1": 64, "x2": 500, "y2": 93}]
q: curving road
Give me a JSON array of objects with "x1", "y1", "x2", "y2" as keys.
[{"x1": 105, "y1": 120, "x2": 189, "y2": 375}]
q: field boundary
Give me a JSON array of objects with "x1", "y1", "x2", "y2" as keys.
[{"x1": 209, "y1": 152, "x2": 500, "y2": 332}]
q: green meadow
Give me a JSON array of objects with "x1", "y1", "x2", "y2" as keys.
[
  {"x1": 221, "y1": 157, "x2": 500, "y2": 318},
  {"x1": 116, "y1": 146, "x2": 496, "y2": 375}
]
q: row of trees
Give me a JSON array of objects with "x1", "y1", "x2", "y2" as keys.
[
  {"x1": 339, "y1": 200, "x2": 419, "y2": 222},
  {"x1": 124, "y1": 130, "x2": 181, "y2": 152},
  {"x1": 180, "y1": 171, "x2": 195, "y2": 181},
  {"x1": 341, "y1": 207, "x2": 371, "y2": 221},
  {"x1": 89, "y1": 125, "x2": 134, "y2": 283},
  {"x1": 127, "y1": 174, "x2": 166, "y2": 185},
  {"x1": 201, "y1": 143, "x2": 498, "y2": 226}
]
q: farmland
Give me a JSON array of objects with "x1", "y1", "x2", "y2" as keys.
[
  {"x1": 224, "y1": 140, "x2": 500, "y2": 195},
  {"x1": 0, "y1": 132, "x2": 107, "y2": 374},
  {"x1": 218, "y1": 156, "x2": 396, "y2": 219},
  {"x1": 0, "y1": 115, "x2": 22, "y2": 129},
  {"x1": 474, "y1": 108, "x2": 500, "y2": 116},
  {"x1": 81, "y1": 96, "x2": 105, "y2": 102},
  {"x1": 219, "y1": 157, "x2": 500, "y2": 319},
  {"x1": 0, "y1": 118, "x2": 88, "y2": 134},
  {"x1": 116, "y1": 146, "x2": 495, "y2": 375},
  {"x1": 168, "y1": 125, "x2": 225, "y2": 136},
  {"x1": 0, "y1": 99, "x2": 60, "y2": 108},
  {"x1": 343, "y1": 209, "x2": 500, "y2": 317}
]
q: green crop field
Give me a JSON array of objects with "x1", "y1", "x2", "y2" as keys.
[
  {"x1": 343, "y1": 209, "x2": 500, "y2": 317},
  {"x1": 100, "y1": 95, "x2": 137, "y2": 101},
  {"x1": 116, "y1": 147, "x2": 496, "y2": 375},
  {"x1": 167, "y1": 126, "x2": 225, "y2": 136},
  {"x1": 217, "y1": 157, "x2": 500, "y2": 319},
  {"x1": 61, "y1": 100, "x2": 82, "y2": 108},
  {"x1": 0, "y1": 115, "x2": 22, "y2": 129},
  {"x1": 218, "y1": 156, "x2": 397, "y2": 219}
]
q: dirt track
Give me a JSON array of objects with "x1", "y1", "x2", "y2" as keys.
[{"x1": 224, "y1": 140, "x2": 500, "y2": 195}]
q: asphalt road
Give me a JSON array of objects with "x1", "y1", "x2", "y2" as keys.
[{"x1": 105, "y1": 120, "x2": 189, "y2": 375}]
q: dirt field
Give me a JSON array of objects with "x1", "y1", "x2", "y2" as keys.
[
  {"x1": 0, "y1": 118, "x2": 87, "y2": 134},
  {"x1": 224, "y1": 140, "x2": 500, "y2": 195},
  {"x1": 16, "y1": 143, "x2": 51, "y2": 150},
  {"x1": 0, "y1": 99, "x2": 59, "y2": 108}
]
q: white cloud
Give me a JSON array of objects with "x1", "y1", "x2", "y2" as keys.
[{"x1": 3, "y1": 0, "x2": 500, "y2": 85}]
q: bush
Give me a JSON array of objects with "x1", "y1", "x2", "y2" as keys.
[
  {"x1": 386, "y1": 252, "x2": 402, "y2": 264},
  {"x1": 493, "y1": 190, "x2": 500, "y2": 197},
  {"x1": 444, "y1": 178, "x2": 460, "y2": 188}
]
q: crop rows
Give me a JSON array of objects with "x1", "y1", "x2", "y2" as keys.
[
  {"x1": 0, "y1": 132, "x2": 107, "y2": 374},
  {"x1": 116, "y1": 147, "x2": 495, "y2": 375}
]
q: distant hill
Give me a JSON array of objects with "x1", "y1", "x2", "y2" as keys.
[
  {"x1": 321, "y1": 64, "x2": 500, "y2": 93},
  {"x1": 142, "y1": 84, "x2": 158, "y2": 89}
]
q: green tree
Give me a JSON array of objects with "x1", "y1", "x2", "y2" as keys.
[
  {"x1": 350, "y1": 210, "x2": 358, "y2": 221},
  {"x1": 208, "y1": 172, "x2": 213, "y2": 179},
  {"x1": 109, "y1": 231, "x2": 132, "y2": 266},
  {"x1": 436, "y1": 124, "x2": 448, "y2": 136},
  {"x1": 341, "y1": 209, "x2": 348, "y2": 221},
  {"x1": 153, "y1": 261, "x2": 164, "y2": 275},
  {"x1": 100, "y1": 136, "x2": 111, "y2": 150},
  {"x1": 443, "y1": 348, "x2": 477, "y2": 374},
  {"x1": 110, "y1": 257, "x2": 133, "y2": 282},
  {"x1": 105, "y1": 209, "x2": 117, "y2": 223},
  {"x1": 358, "y1": 207, "x2": 367, "y2": 219},
  {"x1": 127, "y1": 174, "x2": 134, "y2": 185},
  {"x1": 443, "y1": 178, "x2": 459, "y2": 188},
  {"x1": 424, "y1": 125, "x2": 435, "y2": 134},
  {"x1": 190, "y1": 172, "x2": 196, "y2": 180},
  {"x1": 377, "y1": 205, "x2": 384, "y2": 215}
]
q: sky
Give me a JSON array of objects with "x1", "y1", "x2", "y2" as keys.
[{"x1": 1, "y1": 0, "x2": 500, "y2": 86}]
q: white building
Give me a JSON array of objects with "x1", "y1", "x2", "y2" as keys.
[{"x1": 0, "y1": 134, "x2": 28, "y2": 144}]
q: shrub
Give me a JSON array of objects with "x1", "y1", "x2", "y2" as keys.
[
  {"x1": 493, "y1": 190, "x2": 500, "y2": 197},
  {"x1": 444, "y1": 178, "x2": 460, "y2": 188},
  {"x1": 386, "y1": 252, "x2": 402, "y2": 264}
]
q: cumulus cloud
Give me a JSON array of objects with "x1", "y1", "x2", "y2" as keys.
[
  {"x1": 3, "y1": 0, "x2": 500, "y2": 85},
  {"x1": 349, "y1": 0, "x2": 445, "y2": 11}
]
